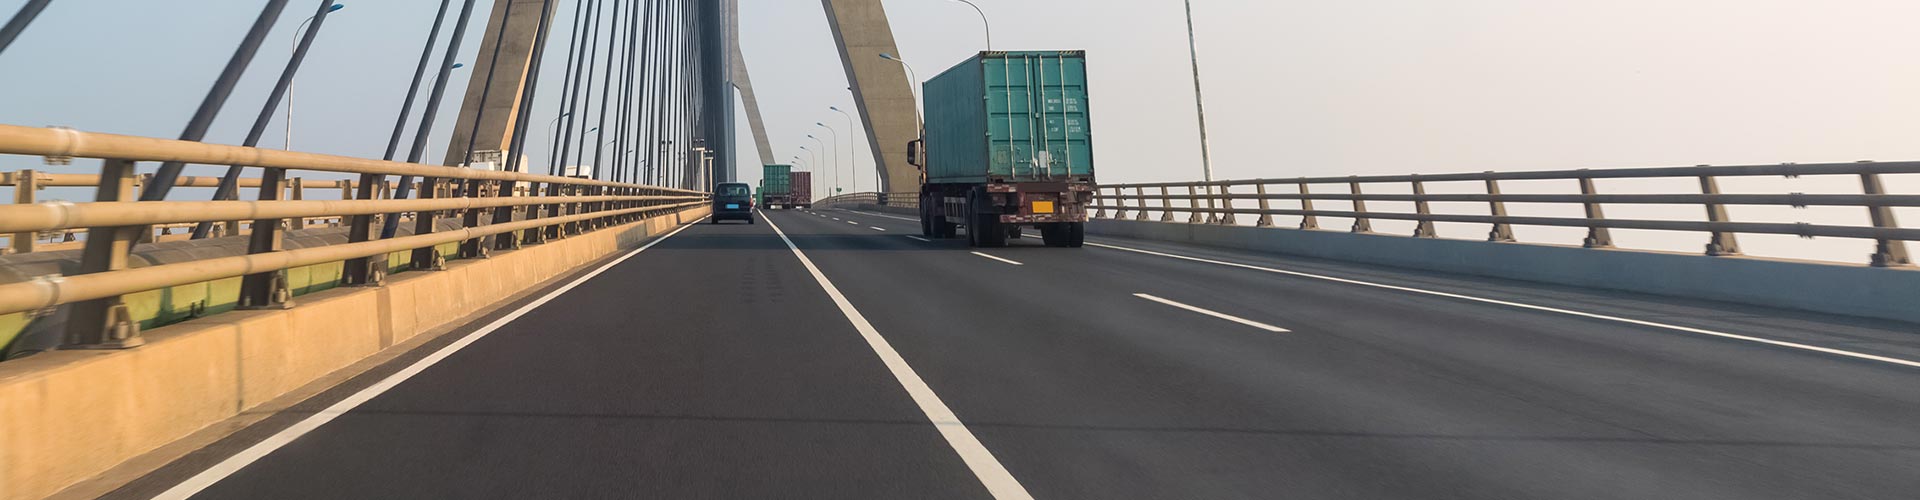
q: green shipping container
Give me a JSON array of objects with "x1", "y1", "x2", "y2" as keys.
[
  {"x1": 761, "y1": 164, "x2": 792, "y2": 196},
  {"x1": 923, "y1": 50, "x2": 1094, "y2": 185}
]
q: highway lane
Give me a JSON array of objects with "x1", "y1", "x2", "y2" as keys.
[
  {"x1": 780, "y1": 208, "x2": 1920, "y2": 499},
  {"x1": 124, "y1": 217, "x2": 992, "y2": 500},
  {"x1": 117, "y1": 207, "x2": 1920, "y2": 499}
]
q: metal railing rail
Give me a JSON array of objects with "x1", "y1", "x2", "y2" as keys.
[
  {"x1": 817, "y1": 192, "x2": 917, "y2": 209},
  {"x1": 1088, "y1": 161, "x2": 1915, "y2": 268},
  {"x1": 0, "y1": 123, "x2": 707, "y2": 349}
]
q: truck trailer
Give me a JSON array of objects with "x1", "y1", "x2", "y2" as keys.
[
  {"x1": 790, "y1": 171, "x2": 813, "y2": 209},
  {"x1": 760, "y1": 164, "x2": 794, "y2": 209},
  {"x1": 911, "y1": 50, "x2": 1093, "y2": 248}
]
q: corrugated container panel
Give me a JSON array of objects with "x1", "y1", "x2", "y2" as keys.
[
  {"x1": 790, "y1": 171, "x2": 813, "y2": 205},
  {"x1": 761, "y1": 164, "x2": 792, "y2": 196},
  {"x1": 924, "y1": 50, "x2": 1094, "y2": 185}
]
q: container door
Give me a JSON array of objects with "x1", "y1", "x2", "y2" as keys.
[
  {"x1": 1039, "y1": 55, "x2": 1092, "y2": 179},
  {"x1": 985, "y1": 56, "x2": 1037, "y2": 181}
]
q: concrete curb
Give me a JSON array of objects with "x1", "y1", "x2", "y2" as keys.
[{"x1": 1087, "y1": 218, "x2": 1920, "y2": 325}]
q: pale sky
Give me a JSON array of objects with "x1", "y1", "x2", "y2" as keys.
[{"x1": 2, "y1": 0, "x2": 1915, "y2": 262}]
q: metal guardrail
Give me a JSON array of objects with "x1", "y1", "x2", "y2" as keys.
[
  {"x1": 0, "y1": 123, "x2": 708, "y2": 349},
  {"x1": 1089, "y1": 161, "x2": 1916, "y2": 267},
  {"x1": 816, "y1": 192, "x2": 918, "y2": 209}
]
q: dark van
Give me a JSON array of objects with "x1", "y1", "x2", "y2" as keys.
[{"x1": 712, "y1": 182, "x2": 755, "y2": 224}]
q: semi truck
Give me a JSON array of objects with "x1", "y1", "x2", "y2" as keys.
[
  {"x1": 760, "y1": 164, "x2": 794, "y2": 209},
  {"x1": 790, "y1": 171, "x2": 814, "y2": 209},
  {"x1": 910, "y1": 50, "x2": 1093, "y2": 248}
]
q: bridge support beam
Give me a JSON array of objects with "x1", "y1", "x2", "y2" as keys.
[
  {"x1": 821, "y1": 0, "x2": 921, "y2": 194},
  {"x1": 443, "y1": 0, "x2": 554, "y2": 168}
]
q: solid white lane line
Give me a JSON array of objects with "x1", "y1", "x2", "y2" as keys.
[
  {"x1": 1134, "y1": 293, "x2": 1291, "y2": 333},
  {"x1": 971, "y1": 252, "x2": 1024, "y2": 266},
  {"x1": 154, "y1": 217, "x2": 711, "y2": 500},
  {"x1": 1089, "y1": 241, "x2": 1920, "y2": 369},
  {"x1": 905, "y1": 235, "x2": 932, "y2": 242},
  {"x1": 761, "y1": 215, "x2": 1034, "y2": 500}
]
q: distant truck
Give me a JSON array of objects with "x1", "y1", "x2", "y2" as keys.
[
  {"x1": 789, "y1": 171, "x2": 813, "y2": 209},
  {"x1": 760, "y1": 164, "x2": 795, "y2": 209},
  {"x1": 910, "y1": 50, "x2": 1093, "y2": 247}
]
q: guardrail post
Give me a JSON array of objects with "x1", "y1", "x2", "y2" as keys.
[
  {"x1": 410, "y1": 177, "x2": 448, "y2": 271},
  {"x1": 1134, "y1": 187, "x2": 1150, "y2": 221},
  {"x1": 1484, "y1": 174, "x2": 1517, "y2": 242},
  {"x1": 1411, "y1": 178, "x2": 1437, "y2": 238},
  {"x1": 561, "y1": 184, "x2": 579, "y2": 236},
  {"x1": 62, "y1": 159, "x2": 145, "y2": 349},
  {"x1": 1348, "y1": 178, "x2": 1371, "y2": 233},
  {"x1": 1094, "y1": 187, "x2": 1109, "y2": 219},
  {"x1": 1253, "y1": 183, "x2": 1274, "y2": 227},
  {"x1": 1159, "y1": 186, "x2": 1175, "y2": 222},
  {"x1": 240, "y1": 167, "x2": 296, "y2": 308},
  {"x1": 492, "y1": 176, "x2": 522, "y2": 252},
  {"x1": 1187, "y1": 185, "x2": 1206, "y2": 224},
  {"x1": 344, "y1": 172, "x2": 389, "y2": 287},
  {"x1": 522, "y1": 181, "x2": 545, "y2": 245},
  {"x1": 10, "y1": 168, "x2": 39, "y2": 254},
  {"x1": 1217, "y1": 184, "x2": 1237, "y2": 225},
  {"x1": 1861, "y1": 172, "x2": 1912, "y2": 267},
  {"x1": 1298, "y1": 181, "x2": 1320, "y2": 230},
  {"x1": 289, "y1": 177, "x2": 307, "y2": 230},
  {"x1": 1698, "y1": 173, "x2": 1742, "y2": 256},
  {"x1": 1577, "y1": 171, "x2": 1613, "y2": 248},
  {"x1": 1109, "y1": 186, "x2": 1128, "y2": 220},
  {"x1": 459, "y1": 178, "x2": 490, "y2": 259}
]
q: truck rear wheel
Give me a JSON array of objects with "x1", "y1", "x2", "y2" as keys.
[
  {"x1": 1041, "y1": 223, "x2": 1066, "y2": 247},
  {"x1": 1066, "y1": 222, "x2": 1085, "y2": 247},
  {"x1": 976, "y1": 212, "x2": 1007, "y2": 247}
]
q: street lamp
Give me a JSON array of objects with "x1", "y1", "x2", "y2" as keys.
[
  {"x1": 945, "y1": 0, "x2": 990, "y2": 51},
  {"x1": 806, "y1": 134, "x2": 830, "y2": 192},
  {"x1": 546, "y1": 112, "x2": 572, "y2": 170},
  {"x1": 287, "y1": 3, "x2": 347, "y2": 151},
  {"x1": 799, "y1": 145, "x2": 818, "y2": 183},
  {"x1": 1181, "y1": 0, "x2": 1219, "y2": 221},
  {"x1": 877, "y1": 53, "x2": 923, "y2": 133},
  {"x1": 1181, "y1": 0, "x2": 1214, "y2": 184},
  {"x1": 827, "y1": 106, "x2": 855, "y2": 197},
  {"x1": 815, "y1": 122, "x2": 840, "y2": 195}
]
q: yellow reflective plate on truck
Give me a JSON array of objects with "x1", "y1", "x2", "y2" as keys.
[{"x1": 1032, "y1": 200, "x2": 1055, "y2": 214}]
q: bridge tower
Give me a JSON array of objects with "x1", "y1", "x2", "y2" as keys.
[{"x1": 820, "y1": 0, "x2": 920, "y2": 194}]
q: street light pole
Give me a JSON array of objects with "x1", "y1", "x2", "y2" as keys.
[
  {"x1": 1181, "y1": 0, "x2": 1220, "y2": 222},
  {"x1": 287, "y1": 3, "x2": 347, "y2": 151},
  {"x1": 947, "y1": 0, "x2": 990, "y2": 51},
  {"x1": 1182, "y1": 0, "x2": 1214, "y2": 184},
  {"x1": 800, "y1": 144, "x2": 821, "y2": 191},
  {"x1": 815, "y1": 122, "x2": 840, "y2": 195},
  {"x1": 828, "y1": 106, "x2": 855, "y2": 196},
  {"x1": 547, "y1": 112, "x2": 571, "y2": 169}
]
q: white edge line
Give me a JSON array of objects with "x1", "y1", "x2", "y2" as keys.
[
  {"x1": 1134, "y1": 293, "x2": 1290, "y2": 333},
  {"x1": 761, "y1": 213, "x2": 1035, "y2": 500},
  {"x1": 153, "y1": 216, "x2": 711, "y2": 500},
  {"x1": 971, "y1": 252, "x2": 1024, "y2": 266},
  {"x1": 1089, "y1": 241, "x2": 1920, "y2": 369}
]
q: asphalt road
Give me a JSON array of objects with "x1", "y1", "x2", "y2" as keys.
[{"x1": 122, "y1": 208, "x2": 1920, "y2": 499}]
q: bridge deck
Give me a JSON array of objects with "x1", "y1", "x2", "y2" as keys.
[{"x1": 111, "y1": 209, "x2": 1920, "y2": 499}]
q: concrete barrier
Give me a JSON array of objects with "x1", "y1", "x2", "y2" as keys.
[
  {"x1": 0, "y1": 206, "x2": 708, "y2": 500},
  {"x1": 1088, "y1": 218, "x2": 1920, "y2": 325}
]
